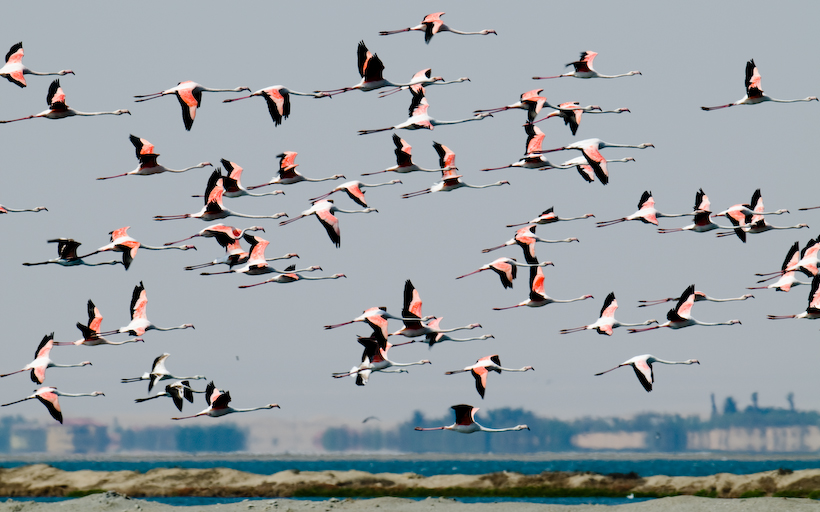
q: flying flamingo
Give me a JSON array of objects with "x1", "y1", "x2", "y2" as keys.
[
  {"x1": 402, "y1": 153, "x2": 509, "y2": 198},
  {"x1": 637, "y1": 289, "x2": 754, "y2": 307},
  {"x1": 390, "y1": 280, "x2": 482, "y2": 338},
  {"x1": 97, "y1": 135, "x2": 212, "y2": 180},
  {"x1": 0, "y1": 334, "x2": 91, "y2": 384},
  {"x1": 324, "y1": 307, "x2": 421, "y2": 338},
  {"x1": 0, "y1": 203, "x2": 47, "y2": 214},
  {"x1": 246, "y1": 152, "x2": 345, "y2": 190},
  {"x1": 532, "y1": 104, "x2": 630, "y2": 135},
  {"x1": 715, "y1": 219, "x2": 808, "y2": 239},
  {"x1": 171, "y1": 381, "x2": 279, "y2": 420},
  {"x1": 164, "y1": 224, "x2": 264, "y2": 247},
  {"x1": 279, "y1": 199, "x2": 377, "y2": 247},
  {"x1": 358, "y1": 85, "x2": 492, "y2": 135},
  {"x1": 54, "y1": 299, "x2": 143, "y2": 346},
  {"x1": 82, "y1": 226, "x2": 196, "y2": 270},
  {"x1": 332, "y1": 336, "x2": 431, "y2": 383},
  {"x1": 200, "y1": 234, "x2": 319, "y2": 277},
  {"x1": 184, "y1": 237, "x2": 297, "y2": 271},
  {"x1": 594, "y1": 354, "x2": 700, "y2": 392},
  {"x1": 560, "y1": 293, "x2": 658, "y2": 335},
  {"x1": 238, "y1": 268, "x2": 346, "y2": 288},
  {"x1": 154, "y1": 171, "x2": 288, "y2": 222},
  {"x1": 445, "y1": 355, "x2": 534, "y2": 399},
  {"x1": 135, "y1": 380, "x2": 205, "y2": 412},
  {"x1": 362, "y1": 135, "x2": 450, "y2": 176},
  {"x1": 96, "y1": 282, "x2": 194, "y2": 337},
  {"x1": 749, "y1": 242, "x2": 812, "y2": 292},
  {"x1": 22, "y1": 238, "x2": 122, "y2": 267},
  {"x1": 560, "y1": 155, "x2": 636, "y2": 184},
  {"x1": 378, "y1": 68, "x2": 470, "y2": 97},
  {"x1": 133, "y1": 80, "x2": 250, "y2": 131},
  {"x1": 712, "y1": 188, "x2": 789, "y2": 226},
  {"x1": 506, "y1": 207, "x2": 594, "y2": 228},
  {"x1": 391, "y1": 324, "x2": 494, "y2": 349},
  {"x1": 0, "y1": 42, "x2": 74, "y2": 88},
  {"x1": 767, "y1": 275, "x2": 820, "y2": 320},
  {"x1": 1, "y1": 387, "x2": 103, "y2": 424},
  {"x1": 379, "y1": 13, "x2": 497, "y2": 43},
  {"x1": 191, "y1": 160, "x2": 284, "y2": 198},
  {"x1": 533, "y1": 51, "x2": 641, "y2": 80},
  {"x1": 481, "y1": 225, "x2": 579, "y2": 264},
  {"x1": 596, "y1": 191, "x2": 692, "y2": 228},
  {"x1": 315, "y1": 41, "x2": 425, "y2": 97},
  {"x1": 481, "y1": 125, "x2": 574, "y2": 172},
  {"x1": 222, "y1": 85, "x2": 326, "y2": 125},
  {"x1": 473, "y1": 89, "x2": 550, "y2": 123},
  {"x1": 537, "y1": 139, "x2": 653, "y2": 185},
  {"x1": 0, "y1": 79, "x2": 130, "y2": 123},
  {"x1": 756, "y1": 238, "x2": 819, "y2": 282},
  {"x1": 121, "y1": 353, "x2": 206, "y2": 392},
  {"x1": 658, "y1": 211, "x2": 746, "y2": 241},
  {"x1": 309, "y1": 179, "x2": 402, "y2": 208},
  {"x1": 456, "y1": 257, "x2": 553, "y2": 289},
  {"x1": 701, "y1": 59, "x2": 817, "y2": 111},
  {"x1": 628, "y1": 285, "x2": 741, "y2": 332},
  {"x1": 493, "y1": 266, "x2": 593, "y2": 310},
  {"x1": 415, "y1": 405, "x2": 529, "y2": 433}
]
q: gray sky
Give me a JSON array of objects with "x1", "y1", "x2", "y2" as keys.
[{"x1": 1, "y1": 0, "x2": 818, "y2": 438}]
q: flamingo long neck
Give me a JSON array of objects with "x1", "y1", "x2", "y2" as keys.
[
  {"x1": 72, "y1": 110, "x2": 130, "y2": 116},
  {"x1": 552, "y1": 296, "x2": 592, "y2": 303},
  {"x1": 387, "y1": 359, "x2": 429, "y2": 368},
  {"x1": 651, "y1": 358, "x2": 698, "y2": 366},
  {"x1": 229, "y1": 211, "x2": 288, "y2": 219},
  {"x1": 166, "y1": 163, "x2": 211, "y2": 173},
  {"x1": 141, "y1": 243, "x2": 191, "y2": 251},
  {"x1": 150, "y1": 324, "x2": 193, "y2": 332},
  {"x1": 49, "y1": 361, "x2": 89, "y2": 368},
  {"x1": 431, "y1": 115, "x2": 488, "y2": 126},
  {"x1": 55, "y1": 391, "x2": 101, "y2": 398},
  {"x1": 492, "y1": 366, "x2": 532, "y2": 373},
  {"x1": 595, "y1": 72, "x2": 640, "y2": 79},
  {"x1": 767, "y1": 96, "x2": 819, "y2": 104},
  {"x1": 477, "y1": 423, "x2": 528, "y2": 432},
  {"x1": 333, "y1": 207, "x2": 377, "y2": 215},
  {"x1": 462, "y1": 182, "x2": 507, "y2": 190},
  {"x1": 229, "y1": 405, "x2": 276, "y2": 413},
  {"x1": 304, "y1": 175, "x2": 344, "y2": 182}
]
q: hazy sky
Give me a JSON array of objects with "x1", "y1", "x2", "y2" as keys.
[{"x1": 1, "y1": 0, "x2": 818, "y2": 440}]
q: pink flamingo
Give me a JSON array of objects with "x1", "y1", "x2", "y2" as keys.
[
  {"x1": 716, "y1": 218, "x2": 808, "y2": 239},
  {"x1": 628, "y1": 285, "x2": 741, "y2": 332},
  {"x1": 481, "y1": 125, "x2": 574, "y2": 172},
  {"x1": 324, "y1": 307, "x2": 420, "y2": 339},
  {"x1": 445, "y1": 355, "x2": 534, "y2": 399},
  {"x1": 135, "y1": 380, "x2": 205, "y2": 412},
  {"x1": 532, "y1": 104, "x2": 630, "y2": 135},
  {"x1": 309, "y1": 179, "x2": 402, "y2": 208},
  {"x1": 172, "y1": 381, "x2": 279, "y2": 420},
  {"x1": 315, "y1": 41, "x2": 423, "y2": 97},
  {"x1": 246, "y1": 152, "x2": 345, "y2": 190},
  {"x1": 0, "y1": 203, "x2": 47, "y2": 214},
  {"x1": 538, "y1": 139, "x2": 653, "y2": 186},
  {"x1": 533, "y1": 51, "x2": 641, "y2": 80},
  {"x1": 238, "y1": 268, "x2": 346, "y2": 288},
  {"x1": 658, "y1": 211, "x2": 746, "y2": 241},
  {"x1": 164, "y1": 224, "x2": 264, "y2": 247},
  {"x1": 362, "y1": 135, "x2": 451, "y2": 176},
  {"x1": 594, "y1": 354, "x2": 699, "y2": 392},
  {"x1": 378, "y1": 68, "x2": 470, "y2": 97},
  {"x1": 191, "y1": 160, "x2": 284, "y2": 198},
  {"x1": 279, "y1": 199, "x2": 377, "y2": 247},
  {"x1": 0, "y1": 79, "x2": 130, "y2": 123},
  {"x1": 0, "y1": 42, "x2": 73, "y2": 88},
  {"x1": 712, "y1": 189, "x2": 789, "y2": 226},
  {"x1": 0, "y1": 334, "x2": 91, "y2": 384},
  {"x1": 134, "y1": 80, "x2": 250, "y2": 130},
  {"x1": 506, "y1": 207, "x2": 594, "y2": 228},
  {"x1": 379, "y1": 13, "x2": 497, "y2": 43},
  {"x1": 456, "y1": 257, "x2": 553, "y2": 289},
  {"x1": 390, "y1": 280, "x2": 482, "y2": 338},
  {"x1": 638, "y1": 289, "x2": 754, "y2": 308},
  {"x1": 54, "y1": 300, "x2": 143, "y2": 346},
  {"x1": 82, "y1": 226, "x2": 196, "y2": 270},
  {"x1": 473, "y1": 89, "x2": 550, "y2": 123},
  {"x1": 493, "y1": 266, "x2": 593, "y2": 310},
  {"x1": 481, "y1": 225, "x2": 579, "y2": 264},
  {"x1": 200, "y1": 234, "x2": 319, "y2": 277},
  {"x1": 415, "y1": 405, "x2": 529, "y2": 433},
  {"x1": 560, "y1": 293, "x2": 658, "y2": 335},
  {"x1": 749, "y1": 242, "x2": 812, "y2": 292},
  {"x1": 756, "y1": 238, "x2": 820, "y2": 282},
  {"x1": 702, "y1": 59, "x2": 817, "y2": 111},
  {"x1": 767, "y1": 275, "x2": 820, "y2": 320},
  {"x1": 184, "y1": 236, "x2": 297, "y2": 272},
  {"x1": 121, "y1": 353, "x2": 206, "y2": 392},
  {"x1": 391, "y1": 325, "x2": 494, "y2": 349},
  {"x1": 97, "y1": 135, "x2": 212, "y2": 180},
  {"x1": 402, "y1": 144, "x2": 509, "y2": 197},
  {"x1": 222, "y1": 85, "x2": 326, "y2": 125},
  {"x1": 332, "y1": 336, "x2": 431, "y2": 383},
  {"x1": 596, "y1": 191, "x2": 692, "y2": 228},
  {"x1": 96, "y1": 282, "x2": 194, "y2": 337},
  {"x1": 22, "y1": 238, "x2": 121, "y2": 267},
  {"x1": 560, "y1": 155, "x2": 635, "y2": 184},
  {"x1": 1, "y1": 387, "x2": 103, "y2": 424}
]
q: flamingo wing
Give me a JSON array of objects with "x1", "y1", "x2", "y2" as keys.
[
  {"x1": 529, "y1": 266, "x2": 546, "y2": 301},
  {"x1": 315, "y1": 208, "x2": 341, "y2": 247},
  {"x1": 46, "y1": 79, "x2": 67, "y2": 110},
  {"x1": 600, "y1": 292, "x2": 618, "y2": 318},
  {"x1": 471, "y1": 367, "x2": 489, "y2": 398},
  {"x1": 3, "y1": 42, "x2": 25, "y2": 87},
  {"x1": 36, "y1": 390, "x2": 63, "y2": 423},
  {"x1": 451, "y1": 403, "x2": 476, "y2": 425},
  {"x1": 263, "y1": 88, "x2": 290, "y2": 126},
  {"x1": 745, "y1": 59, "x2": 763, "y2": 98},
  {"x1": 632, "y1": 359, "x2": 653, "y2": 392}
]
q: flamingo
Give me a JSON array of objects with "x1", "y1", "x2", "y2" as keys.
[
  {"x1": 1, "y1": 387, "x2": 103, "y2": 424},
  {"x1": 164, "y1": 224, "x2": 264, "y2": 247},
  {"x1": 184, "y1": 237, "x2": 298, "y2": 271},
  {"x1": 324, "y1": 307, "x2": 421, "y2": 337},
  {"x1": 134, "y1": 80, "x2": 250, "y2": 130},
  {"x1": 533, "y1": 51, "x2": 641, "y2": 80},
  {"x1": 358, "y1": 85, "x2": 492, "y2": 135},
  {"x1": 756, "y1": 238, "x2": 820, "y2": 282},
  {"x1": 332, "y1": 336, "x2": 431, "y2": 383},
  {"x1": 22, "y1": 239, "x2": 122, "y2": 267},
  {"x1": 560, "y1": 293, "x2": 658, "y2": 335},
  {"x1": 456, "y1": 257, "x2": 554, "y2": 289},
  {"x1": 402, "y1": 142, "x2": 509, "y2": 198},
  {"x1": 481, "y1": 125, "x2": 574, "y2": 172},
  {"x1": 379, "y1": 13, "x2": 497, "y2": 43},
  {"x1": 199, "y1": 234, "x2": 317, "y2": 277},
  {"x1": 82, "y1": 226, "x2": 196, "y2": 270},
  {"x1": 0, "y1": 42, "x2": 74, "y2": 88},
  {"x1": 767, "y1": 275, "x2": 820, "y2": 320},
  {"x1": 121, "y1": 353, "x2": 206, "y2": 392},
  {"x1": 309, "y1": 179, "x2": 402, "y2": 208},
  {"x1": 445, "y1": 355, "x2": 534, "y2": 399},
  {"x1": 279, "y1": 199, "x2": 377, "y2": 247},
  {"x1": 171, "y1": 381, "x2": 279, "y2": 420},
  {"x1": 362, "y1": 135, "x2": 450, "y2": 176},
  {"x1": 638, "y1": 289, "x2": 754, "y2": 307},
  {"x1": 749, "y1": 242, "x2": 812, "y2": 292},
  {"x1": 473, "y1": 89, "x2": 550, "y2": 123},
  {"x1": 191, "y1": 160, "x2": 284, "y2": 198},
  {"x1": 537, "y1": 139, "x2": 653, "y2": 185},
  {"x1": 238, "y1": 268, "x2": 346, "y2": 288},
  {"x1": 506, "y1": 207, "x2": 594, "y2": 228},
  {"x1": 135, "y1": 380, "x2": 205, "y2": 412},
  {"x1": 0, "y1": 79, "x2": 130, "y2": 123},
  {"x1": 712, "y1": 189, "x2": 789, "y2": 226},
  {"x1": 532, "y1": 104, "x2": 630, "y2": 135},
  {"x1": 378, "y1": 68, "x2": 470, "y2": 97},
  {"x1": 97, "y1": 135, "x2": 212, "y2": 180},
  {"x1": 481, "y1": 225, "x2": 579, "y2": 264},
  {"x1": 701, "y1": 59, "x2": 818, "y2": 111},
  {"x1": 594, "y1": 354, "x2": 700, "y2": 392},
  {"x1": 222, "y1": 85, "x2": 326, "y2": 125},
  {"x1": 54, "y1": 299, "x2": 143, "y2": 346},
  {"x1": 391, "y1": 327, "x2": 494, "y2": 349},
  {"x1": 628, "y1": 285, "x2": 741, "y2": 332},
  {"x1": 596, "y1": 191, "x2": 692, "y2": 228},
  {"x1": 154, "y1": 171, "x2": 288, "y2": 222},
  {"x1": 415, "y1": 405, "x2": 529, "y2": 433},
  {"x1": 246, "y1": 152, "x2": 345, "y2": 190},
  {"x1": 0, "y1": 334, "x2": 91, "y2": 384},
  {"x1": 493, "y1": 266, "x2": 593, "y2": 310},
  {"x1": 96, "y1": 282, "x2": 194, "y2": 337},
  {"x1": 716, "y1": 219, "x2": 808, "y2": 239},
  {"x1": 658, "y1": 211, "x2": 746, "y2": 241},
  {"x1": 0, "y1": 203, "x2": 47, "y2": 214},
  {"x1": 560, "y1": 156, "x2": 636, "y2": 184},
  {"x1": 391, "y1": 280, "x2": 482, "y2": 338}
]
